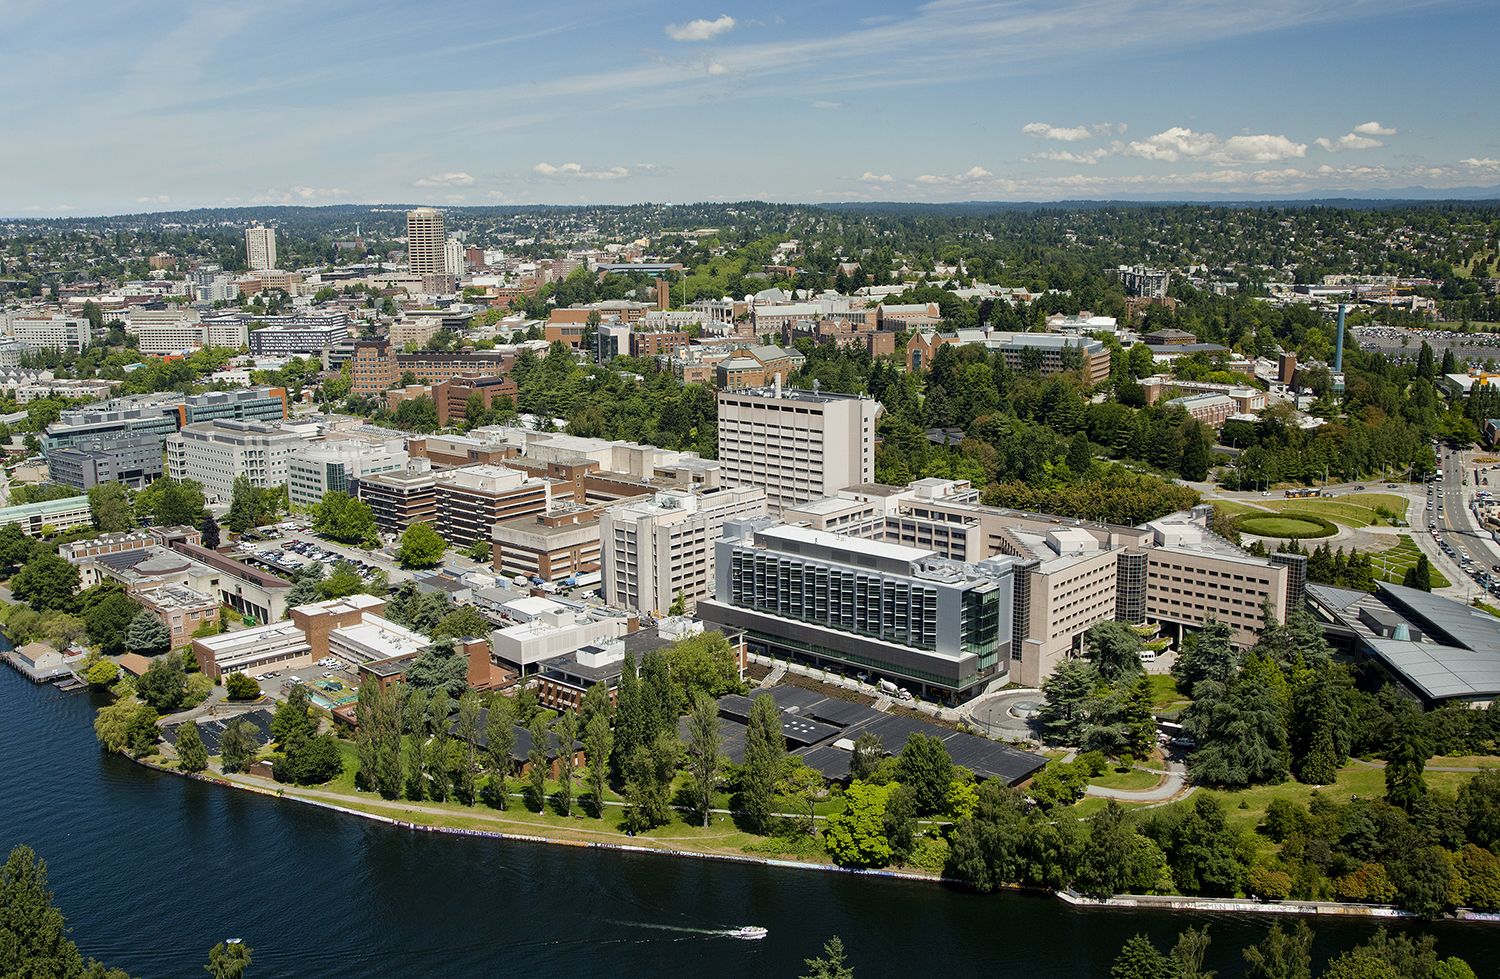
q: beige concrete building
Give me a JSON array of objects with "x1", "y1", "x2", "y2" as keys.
[
  {"x1": 245, "y1": 226, "x2": 277, "y2": 271},
  {"x1": 492, "y1": 507, "x2": 608, "y2": 584},
  {"x1": 716, "y1": 384, "x2": 880, "y2": 513},
  {"x1": 406, "y1": 208, "x2": 446, "y2": 276},
  {"x1": 600, "y1": 484, "x2": 767, "y2": 614}
]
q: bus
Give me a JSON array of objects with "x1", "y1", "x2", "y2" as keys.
[{"x1": 1285, "y1": 488, "x2": 1322, "y2": 499}]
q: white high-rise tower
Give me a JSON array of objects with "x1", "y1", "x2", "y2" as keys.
[{"x1": 245, "y1": 226, "x2": 277, "y2": 271}]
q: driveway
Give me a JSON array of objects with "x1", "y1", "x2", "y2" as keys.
[{"x1": 961, "y1": 689, "x2": 1046, "y2": 743}]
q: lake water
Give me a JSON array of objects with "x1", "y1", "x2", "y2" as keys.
[{"x1": 3, "y1": 662, "x2": 1498, "y2": 979}]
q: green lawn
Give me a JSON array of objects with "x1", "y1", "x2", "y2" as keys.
[
  {"x1": 1088, "y1": 766, "x2": 1164, "y2": 791},
  {"x1": 1370, "y1": 536, "x2": 1452, "y2": 589},
  {"x1": 1135, "y1": 765, "x2": 1478, "y2": 838},
  {"x1": 1237, "y1": 515, "x2": 1334, "y2": 537},
  {"x1": 1072, "y1": 796, "x2": 1153, "y2": 819},
  {"x1": 1147, "y1": 674, "x2": 1190, "y2": 711},
  {"x1": 1255, "y1": 494, "x2": 1408, "y2": 528},
  {"x1": 1209, "y1": 499, "x2": 1265, "y2": 516}
]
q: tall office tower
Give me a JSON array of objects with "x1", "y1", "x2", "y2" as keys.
[
  {"x1": 406, "y1": 207, "x2": 447, "y2": 275},
  {"x1": 245, "y1": 226, "x2": 277, "y2": 271}
]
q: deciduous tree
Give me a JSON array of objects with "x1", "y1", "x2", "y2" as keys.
[{"x1": 397, "y1": 522, "x2": 447, "y2": 568}]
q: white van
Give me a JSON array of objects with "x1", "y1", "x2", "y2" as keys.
[{"x1": 1139, "y1": 650, "x2": 1157, "y2": 664}]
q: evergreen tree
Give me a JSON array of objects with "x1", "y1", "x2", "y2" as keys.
[
  {"x1": 742, "y1": 692, "x2": 785, "y2": 834},
  {"x1": 200, "y1": 512, "x2": 221, "y2": 550},
  {"x1": 1037, "y1": 658, "x2": 1098, "y2": 744},
  {"x1": 527, "y1": 712, "x2": 550, "y2": 812},
  {"x1": 583, "y1": 710, "x2": 614, "y2": 817},
  {"x1": 1112, "y1": 933, "x2": 1173, "y2": 979},
  {"x1": 1171, "y1": 619, "x2": 1240, "y2": 698},
  {"x1": 1385, "y1": 712, "x2": 1432, "y2": 811},
  {"x1": 1403, "y1": 554, "x2": 1433, "y2": 592},
  {"x1": 219, "y1": 719, "x2": 256, "y2": 773},
  {"x1": 685, "y1": 692, "x2": 725, "y2": 828},
  {"x1": 612, "y1": 652, "x2": 644, "y2": 778},
  {"x1": 175, "y1": 721, "x2": 208, "y2": 772},
  {"x1": 554, "y1": 708, "x2": 579, "y2": 817},
  {"x1": 483, "y1": 696, "x2": 516, "y2": 808},
  {"x1": 124, "y1": 610, "x2": 171, "y2": 656},
  {"x1": 800, "y1": 936, "x2": 855, "y2": 979}
]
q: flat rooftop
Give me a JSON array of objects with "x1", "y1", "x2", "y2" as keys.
[{"x1": 756, "y1": 523, "x2": 936, "y2": 563}]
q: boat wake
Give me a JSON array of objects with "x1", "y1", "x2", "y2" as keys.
[{"x1": 607, "y1": 921, "x2": 767, "y2": 941}]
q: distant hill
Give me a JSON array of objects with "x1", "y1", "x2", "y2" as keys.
[{"x1": 820, "y1": 189, "x2": 1500, "y2": 215}]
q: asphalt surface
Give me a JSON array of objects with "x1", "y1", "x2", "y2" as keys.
[{"x1": 1422, "y1": 445, "x2": 1500, "y2": 604}]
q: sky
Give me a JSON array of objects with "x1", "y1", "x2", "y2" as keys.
[{"x1": 2, "y1": 0, "x2": 1498, "y2": 216}]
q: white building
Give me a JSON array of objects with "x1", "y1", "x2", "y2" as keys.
[
  {"x1": 600, "y1": 484, "x2": 767, "y2": 615},
  {"x1": 166, "y1": 419, "x2": 308, "y2": 502},
  {"x1": 129, "y1": 307, "x2": 202, "y2": 355},
  {"x1": 10, "y1": 315, "x2": 90, "y2": 353},
  {"x1": 246, "y1": 226, "x2": 277, "y2": 272},
  {"x1": 489, "y1": 607, "x2": 632, "y2": 673},
  {"x1": 406, "y1": 208, "x2": 446, "y2": 276},
  {"x1": 716, "y1": 382, "x2": 880, "y2": 513},
  {"x1": 288, "y1": 437, "x2": 408, "y2": 508}
]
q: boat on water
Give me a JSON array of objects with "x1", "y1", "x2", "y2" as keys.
[{"x1": 729, "y1": 926, "x2": 767, "y2": 940}]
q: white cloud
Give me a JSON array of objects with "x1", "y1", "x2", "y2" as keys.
[
  {"x1": 135, "y1": 195, "x2": 169, "y2": 203},
  {"x1": 665, "y1": 15, "x2": 736, "y2": 41},
  {"x1": 812, "y1": 100, "x2": 841, "y2": 109},
  {"x1": 1030, "y1": 148, "x2": 1109, "y2": 165},
  {"x1": 706, "y1": 62, "x2": 729, "y2": 75},
  {"x1": 914, "y1": 166, "x2": 993, "y2": 185},
  {"x1": 533, "y1": 162, "x2": 634, "y2": 180},
  {"x1": 1354, "y1": 121, "x2": 1397, "y2": 136},
  {"x1": 1023, "y1": 123, "x2": 1091, "y2": 142},
  {"x1": 1461, "y1": 158, "x2": 1500, "y2": 168},
  {"x1": 1120, "y1": 127, "x2": 1307, "y2": 163},
  {"x1": 250, "y1": 186, "x2": 349, "y2": 203},
  {"x1": 22, "y1": 206, "x2": 39, "y2": 211},
  {"x1": 859, "y1": 172, "x2": 894, "y2": 183},
  {"x1": 414, "y1": 172, "x2": 475, "y2": 187},
  {"x1": 1022, "y1": 122, "x2": 1125, "y2": 142},
  {"x1": 445, "y1": 194, "x2": 465, "y2": 203},
  {"x1": 1316, "y1": 133, "x2": 1383, "y2": 152}
]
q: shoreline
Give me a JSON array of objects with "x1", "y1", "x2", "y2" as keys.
[{"x1": 129, "y1": 754, "x2": 1461, "y2": 921}]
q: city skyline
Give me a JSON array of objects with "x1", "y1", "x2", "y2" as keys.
[{"x1": 1, "y1": 0, "x2": 1497, "y2": 216}]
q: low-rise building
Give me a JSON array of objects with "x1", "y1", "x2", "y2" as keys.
[
  {"x1": 492, "y1": 507, "x2": 605, "y2": 584},
  {"x1": 46, "y1": 433, "x2": 165, "y2": 490},
  {"x1": 350, "y1": 460, "x2": 437, "y2": 536},
  {"x1": 0, "y1": 495, "x2": 93, "y2": 536},
  {"x1": 715, "y1": 344, "x2": 804, "y2": 390},
  {"x1": 1164, "y1": 392, "x2": 1236, "y2": 428},
  {"x1": 432, "y1": 464, "x2": 556, "y2": 551},
  {"x1": 489, "y1": 605, "x2": 633, "y2": 673},
  {"x1": 134, "y1": 583, "x2": 220, "y2": 647}
]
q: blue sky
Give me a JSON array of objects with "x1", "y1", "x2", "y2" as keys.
[{"x1": 2, "y1": 0, "x2": 1497, "y2": 216}]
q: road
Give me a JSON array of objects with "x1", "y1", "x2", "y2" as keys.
[{"x1": 1423, "y1": 444, "x2": 1500, "y2": 604}]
